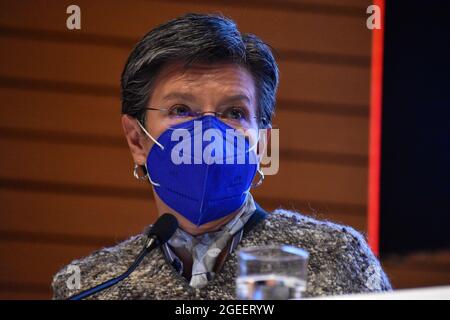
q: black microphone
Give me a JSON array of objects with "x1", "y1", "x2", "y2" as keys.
[
  {"x1": 142, "y1": 213, "x2": 179, "y2": 252},
  {"x1": 68, "y1": 213, "x2": 178, "y2": 300}
]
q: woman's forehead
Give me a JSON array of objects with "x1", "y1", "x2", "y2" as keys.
[{"x1": 151, "y1": 61, "x2": 256, "y2": 102}]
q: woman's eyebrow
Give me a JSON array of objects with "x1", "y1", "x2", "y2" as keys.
[
  {"x1": 163, "y1": 92, "x2": 251, "y2": 105},
  {"x1": 218, "y1": 94, "x2": 251, "y2": 105},
  {"x1": 162, "y1": 92, "x2": 197, "y2": 102}
]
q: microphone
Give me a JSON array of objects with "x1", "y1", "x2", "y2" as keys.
[
  {"x1": 68, "y1": 213, "x2": 178, "y2": 300},
  {"x1": 143, "y1": 213, "x2": 179, "y2": 252}
]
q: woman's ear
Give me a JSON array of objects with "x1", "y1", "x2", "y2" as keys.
[{"x1": 121, "y1": 115, "x2": 150, "y2": 166}]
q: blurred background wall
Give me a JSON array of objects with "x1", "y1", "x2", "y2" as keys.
[{"x1": 0, "y1": 0, "x2": 448, "y2": 299}]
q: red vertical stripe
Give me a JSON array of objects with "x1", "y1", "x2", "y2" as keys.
[{"x1": 368, "y1": 0, "x2": 385, "y2": 256}]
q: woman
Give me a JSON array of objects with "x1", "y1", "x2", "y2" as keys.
[{"x1": 52, "y1": 13, "x2": 391, "y2": 299}]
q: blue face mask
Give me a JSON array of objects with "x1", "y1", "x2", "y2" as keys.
[{"x1": 138, "y1": 115, "x2": 259, "y2": 226}]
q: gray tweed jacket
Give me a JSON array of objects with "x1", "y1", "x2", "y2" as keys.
[{"x1": 52, "y1": 209, "x2": 392, "y2": 299}]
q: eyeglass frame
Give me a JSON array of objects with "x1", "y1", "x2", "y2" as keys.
[{"x1": 142, "y1": 107, "x2": 268, "y2": 128}]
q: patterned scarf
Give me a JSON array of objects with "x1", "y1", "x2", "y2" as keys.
[{"x1": 162, "y1": 193, "x2": 256, "y2": 288}]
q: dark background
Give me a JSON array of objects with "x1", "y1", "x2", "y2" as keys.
[{"x1": 380, "y1": 0, "x2": 450, "y2": 255}]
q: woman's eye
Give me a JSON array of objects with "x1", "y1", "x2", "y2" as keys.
[
  {"x1": 224, "y1": 107, "x2": 248, "y2": 120},
  {"x1": 168, "y1": 104, "x2": 191, "y2": 117}
]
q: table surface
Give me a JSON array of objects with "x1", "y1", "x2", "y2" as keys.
[{"x1": 309, "y1": 286, "x2": 450, "y2": 300}]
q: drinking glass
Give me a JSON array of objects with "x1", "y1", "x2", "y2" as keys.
[{"x1": 236, "y1": 245, "x2": 309, "y2": 300}]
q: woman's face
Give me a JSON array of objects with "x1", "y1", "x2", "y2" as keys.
[
  {"x1": 147, "y1": 61, "x2": 259, "y2": 149},
  {"x1": 122, "y1": 61, "x2": 264, "y2": 234}
]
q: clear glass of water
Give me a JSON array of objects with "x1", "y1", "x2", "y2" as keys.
[{"x1": 236, "y1": 245, "x2": 309, "y2": 300}]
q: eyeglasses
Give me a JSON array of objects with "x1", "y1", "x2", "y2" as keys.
[{"x1": 144, "y1": 104, "x2": 266, "y2": 130}]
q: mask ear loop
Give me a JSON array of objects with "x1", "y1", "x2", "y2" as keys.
[
  {"x1": 134, "y1": 120, "x2": 162, "y2": 187},
  {"x1": 250, "y1": 167, "x2": 264, "y2": 188},
  {"x1": 235, "y1": 128, "x2": 264, "y2": 194},
  {"x1": 248, "y1": 140, "x2": 258, "y2": 153},
  {"x1": 247, "y1": 129, "x2": 264, "y2": 188},
  {"x1": 136, "y1": 120, "x2": 164, "y2": 150},
  {"x1": 240, "y1": 167, "x2": 264, "y2": 202},
  {"x1": 143, "y1": 163, "x2": 160, "y2": 187}
]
